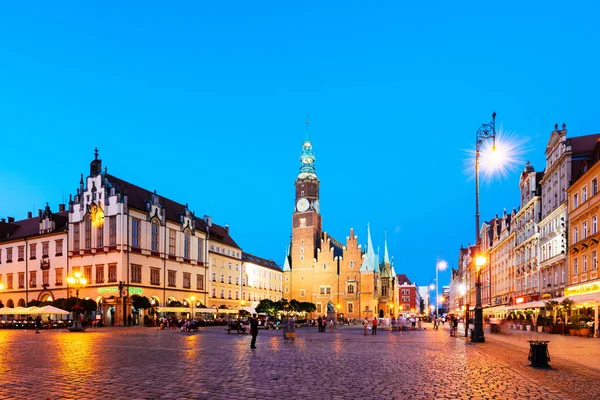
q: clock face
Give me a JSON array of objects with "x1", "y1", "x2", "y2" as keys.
[
  {"x1": 302, "y1": 156, "x2": 313, "y2": 164},
  {"x1": 313, "y1": 200, "x2": 320, "y2": 214},
  {"x1": 296, "y1": 198, "x2": 310, "y2": 212}
]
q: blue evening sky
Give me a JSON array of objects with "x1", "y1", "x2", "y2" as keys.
[{"x1": 1, "y1": 2, "x2": 599, "y2": 290}]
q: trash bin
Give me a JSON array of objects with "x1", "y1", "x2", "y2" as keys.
[{"x1": 528, "y1": 340, "x2": 550, "y2": 367}]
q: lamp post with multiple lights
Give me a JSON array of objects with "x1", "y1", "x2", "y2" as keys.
[{"x1": 67, "y1": 271, "x2": 87, "y2": 332}]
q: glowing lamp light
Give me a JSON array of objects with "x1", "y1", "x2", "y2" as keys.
[
  {"x1": 0, "y1": 283, "x2": 4, "y2": 291},
  {"x1": 475, "y1": 256, "x2": 486, "y2": 269}
]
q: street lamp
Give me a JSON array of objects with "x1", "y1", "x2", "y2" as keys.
[
  {"x1": 435, "y1": 259, "x2": 448, "y2": 320},
  {"x1": 472, "y1": 112, "x2": 497, "y2": 343},
  {"x1": 67, "y1": 271, "x2": 87, "y2": 332}
]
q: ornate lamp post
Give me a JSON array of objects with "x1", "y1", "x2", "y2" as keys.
[
  {"x1": 472, "y1": 112, "x2": 497, "y2": 343},
  {"x1": 67, "y1": 271, "x2": 87, "y2": 332}
]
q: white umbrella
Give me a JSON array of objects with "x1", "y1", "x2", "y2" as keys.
[{"x1": 35, "y1": 305, "x2": 70, "y2": 315}]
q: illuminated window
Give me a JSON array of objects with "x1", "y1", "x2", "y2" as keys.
[
  {"x1": 85, "y1": 216, "x2": 92, "y2": 249},
  {"x1": 96, "y1": 265, "x2": 104, "y2": 284},
  {"x1": 169, "y1": 229, "x2": 176, "y2": 255},
  {"x1": 132, "y1": 218, "x2": 141, "y2": 248}
]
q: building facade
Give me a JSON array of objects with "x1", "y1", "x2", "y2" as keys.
[
  {"x1": 283, "y1": 135, "x2": 397, "y2": 320},
  {"x1": 0, "y1": 205, "x2": 69, "y2": 307}
]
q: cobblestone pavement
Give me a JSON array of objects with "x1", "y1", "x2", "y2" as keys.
[{"x1": 1, "y1": 323, "x2": 599, "y2": 400}]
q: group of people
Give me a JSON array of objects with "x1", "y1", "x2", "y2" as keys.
[
  {"x1": 315, "y1": 316, "x2": 336, "y2": 332},
  {"x1": 363, "y1": 317, "x2": 379, "y2": 335}
]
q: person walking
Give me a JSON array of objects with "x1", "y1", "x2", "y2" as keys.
[
  {"x1": 317, "y1": 316, "x2": 323, "y2": 332},
  {"x1": 371, "y1": 317, "x2": 378, "y2": 335},
  {"x1": 249, "y1": 314, "x2": 259, "y2": 349},
  {"x1": 35, "y1": 315, "x2": 42, "y2": 334},
  {"x1": 363, "y1": 317, "x2": 369, "y2": 335}
]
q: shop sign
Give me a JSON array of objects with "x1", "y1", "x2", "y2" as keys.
[
  {"x1": 98, "y1": 286, "x2": 144, "y2": 295},
  {"x1": 515, "y1": 297, "x2": 524, "y2": 304},
  {"x1": 564, "y1": 282, "x2": 600, "y2": 296}
]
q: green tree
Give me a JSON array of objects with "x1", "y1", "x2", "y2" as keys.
[
  {"x1": 132, "y1": 296, "x2": 152, "y2": 310},
  {"x1": 561, "y1": 298, "x2": 575, "y2": 325},
  {"x1": 255, "y1": 299, "x2": 276, "y2": 315},
  {"x1": 299, "y1": 301, "x2": 316, "y2": 314}
]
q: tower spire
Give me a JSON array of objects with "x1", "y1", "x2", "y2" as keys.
[{"x1": 384, "y1": 230, "x2": 390, "y2": 264}]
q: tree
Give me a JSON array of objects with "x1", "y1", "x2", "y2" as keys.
[
  {"x1": 289, "y1": 299, "x2": 301, "y2": 312},
  {"x1": 544, "y1": 300, "x2": 559, "y2": 323},
  {"x1": 0, "y1": 300, "x2": 4, "y2": 309},
  {"x1": 561, "y1": 298, "x2": 575, "y2": 325},
  {"x1": 132, "y1": 296, "x2": 152, "y2": 310},
  {"x1": 255, "y1": 299, "x2": 276, "y2": 315},
  {"x1": 299, "y1": 301, "x2": 316, "y2": 314}
]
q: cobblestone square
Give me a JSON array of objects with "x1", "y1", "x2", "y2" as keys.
[{"x1": 1, "y1": 324, "x2": 599, "y2": 399}]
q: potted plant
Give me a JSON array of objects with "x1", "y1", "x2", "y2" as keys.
[
  {"x1": 517, "y1": 312, "x2": 525, "y2": 330},
  {"x1": 536, "y1": 314, "x2": 545, "y2": 333},
  {"x1": 569, "y1": 314, "x2": 580, "y2": 336},
  {"x1": 579, "y1": 315, "x2": 591, "y2": 337}
]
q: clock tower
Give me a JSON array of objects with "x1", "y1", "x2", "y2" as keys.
[{"x1": 290, "y1": 132, "x2": 322, "y2": 274}]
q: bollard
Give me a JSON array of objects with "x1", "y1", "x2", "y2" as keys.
[{"x1": 528, "y1": 340, "x2": 551, "y2": 368}]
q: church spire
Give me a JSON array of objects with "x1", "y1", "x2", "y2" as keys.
[
  {"x1": 384, "y1": 231, "x2": 390, "y2": 265},
  {"x1": 283, "y1": 245, "x2": 291, "y2": 272},
  {"x1": 360, "y1": 222, "x2": 377, "y2": 272}
]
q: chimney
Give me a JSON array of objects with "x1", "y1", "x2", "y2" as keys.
[
  {"x1": 203, "y1": 215, "x2": 213, "y2": 227},
  {"x1": 225, "y1": 224, "x2": 229, "y2": 233},
  {"x1": 38, "y1": 209, "x2": 42, "y2": 218},
  {"x1": 27, "y1": 211, "x2": 32, "y2": 219},
  {"x1": 58, "y1": 204, "x2": 65, "y2": 212},
  {"x1": 7, "y1": 217, "x2": 14, "y2": 223}
]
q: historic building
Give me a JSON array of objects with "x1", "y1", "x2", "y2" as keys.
[
  {"x1": 537, "y1": 125, "x2": 600, "y2": 300},
  {"x1": 396, "y1": 274, "x2": 419, "y2": 316},
  {"x1": 67, "y1": 150, "x2": 213, "y2": 325},
  {"x1": 0, "y1": 205, "x2": 69, "y2": 307},
  {"x1": 282, "y1": 134, "x2": 396, "y2": 320},
  {"x1": 512, "y1": 162, "x2": 543, "y2": 303},
  {"x1": 241, "y1": 252, "x2": 283, "y2": 306},
  {"x1": 1, "y1": 150, "x2": 281, "y2": 324},
  {"x1": 489, "y1": 209, "x2": 515, "y2": 308}
]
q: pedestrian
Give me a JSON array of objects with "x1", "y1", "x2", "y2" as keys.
[
  {"x1": 128, "y1": 314, "x2": 132, "y2": 326},
  {"x1": 35, "y1": 315, "x2": 42, "y2": 334},
  {"x1": 249, "y1": 314, "x2": 258, "y2": 349},
  {"x1": 417, "y1": 317, "x2": 422, "y2": 331},
  {"x1": 372, "y1": 317, "x2": 378, "y2": 335},
  {"x1": 363, "y1": 317, "x2": 369, "y2": 335},
  {"x1": 317, "y1": 316, "x2": 322, "y2": 332}
]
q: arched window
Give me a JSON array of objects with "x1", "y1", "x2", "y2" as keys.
[
  {"x1": 184, "y1": 230, "x2": 191, "y2": 259},
  {"x1": 347, "y1": 284, "x2": 354, "y2": 294},
  {"x1": 350, "y1": 261, "x2": 355, "y2": 268}
]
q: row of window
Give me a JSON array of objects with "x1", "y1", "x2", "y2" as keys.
[
  {"x1": 314, "y1": 302, "x2": 355, "y2": 314},
  {"x1": 572, "y1": 177, "x2": 599, "y2": 210},
  {"x1": 0, "y1": 269, "x2": 56, "y2": 289},
  {"x1": 0, "y1": 240, "x2": 64, "y2": 263},
  {"x1": 73, "y1": 216, "x2": 117, "y2": 250},
  {"x1": 572, "y1": 216, "x2": 599, "y2": 243},
  {"x1": 210, "y1": 288, "x2": 275, "y2": 302},
  {"x1": 572, "y1": 251, "x2": 599, "y2": 274},
  {"x1": 209, "y1": 244, "x2": 240, "y2": 258}
]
